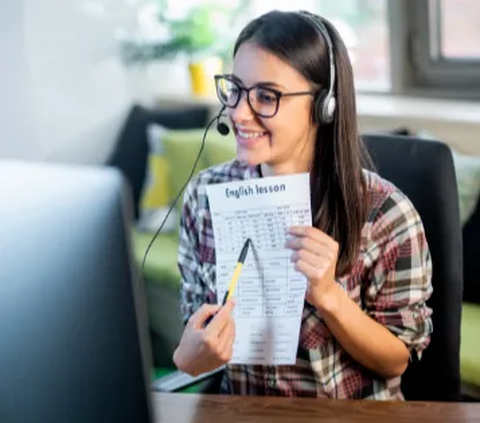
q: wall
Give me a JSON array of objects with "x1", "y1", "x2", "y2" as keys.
[
  {"x1": 0, "y1": 0, "x2": 137, "y2": 164},
  {"x1": 357, "y1": 95, "x2": 480, "y2": 156},
  {"x1": 0, "y1": 2, "x2": 38, "y2": 159}
]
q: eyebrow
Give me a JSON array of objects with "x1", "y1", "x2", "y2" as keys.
[{"x1": 230, "y1": 74, "x2": 287, "y2": 90}]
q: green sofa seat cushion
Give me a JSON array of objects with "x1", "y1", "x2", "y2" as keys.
[
  {"x1": 131, "y1": 227, "x2": 181, "y2": 289},
  {"x1": 460, "y1": 302, "x2": 480, "y2": 387}
]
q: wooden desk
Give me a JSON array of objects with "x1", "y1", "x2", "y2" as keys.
[{"x1": 152, "y1": 393, "x2": 480, "y2": 423}]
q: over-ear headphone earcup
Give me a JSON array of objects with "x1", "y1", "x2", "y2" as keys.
[
  {"x1": 313, "y1": 89, "x2": 336, "y2": 125},
  {"x1": 322, "y1": 94, "x2": 336, "y2": 124},
  {"x1": 313, "y1": 90, "x2": 327, "y2": 125}
]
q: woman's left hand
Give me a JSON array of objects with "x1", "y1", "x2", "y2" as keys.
[{"x1": 285, "y1": 226, "x2": 339, "y2": 310}]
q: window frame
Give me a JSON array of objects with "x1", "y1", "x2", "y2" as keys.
[{"x1": 392, "y1": 0, "x2": 480, "y2": 99}]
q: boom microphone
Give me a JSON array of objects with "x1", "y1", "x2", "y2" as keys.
[
  {"x1": 216, "y1": 110, "x2": 230, "y2": 136},
  {"x1": 217, "y1": 121, "x2": 230, "y2": 136}
]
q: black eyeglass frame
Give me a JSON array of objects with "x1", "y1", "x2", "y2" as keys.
[{"x1": 214, "y1": 74, "x2": 318, "y2": 118}]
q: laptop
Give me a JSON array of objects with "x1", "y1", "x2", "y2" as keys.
[{"x1": 0, "y1": 160, "x2": 154, "y2": 423}]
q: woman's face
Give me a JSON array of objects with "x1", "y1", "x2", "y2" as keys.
[{"x1": 228, "y1": 42, "x2": 318, "y2": 175}]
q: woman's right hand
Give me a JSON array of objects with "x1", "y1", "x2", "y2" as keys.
[{"x1": 173, "y1": 300, "x2": 236, "y2": 376}]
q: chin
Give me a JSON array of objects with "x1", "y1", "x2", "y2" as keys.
[{"x1": 236, "y1": 148, "x2": 265, "y2": 167}]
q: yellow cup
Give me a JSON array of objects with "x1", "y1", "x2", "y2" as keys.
[{"x1": 189, "y1": 57, "x2": 223, "y2": 97}]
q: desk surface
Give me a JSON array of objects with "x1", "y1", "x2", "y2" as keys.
[{"x1": 152, "y1": 393, "x2": 480, "y2": 423}]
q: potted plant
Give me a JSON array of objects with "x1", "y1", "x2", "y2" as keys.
[
  {"x1": 161, "y1": 1, "x2": 231, "y2": 96},
  {"x1": 121, "y1": 0, "x2": 249, "y2": 97}
]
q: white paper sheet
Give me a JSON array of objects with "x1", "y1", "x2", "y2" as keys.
[{"x1": 205, "y1": 173, "x2": 312, "y2": 365}]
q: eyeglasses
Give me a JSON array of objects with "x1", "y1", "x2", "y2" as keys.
[{"x1": 214, "y1": 74, "x2": 317, "y2": 118}]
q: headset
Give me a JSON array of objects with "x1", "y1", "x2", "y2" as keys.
[
  {"x1": 140, "y1": 11, "x2": 336, "y2": 276},
  {"x1": 296, "y1": 10, "x2": 337, "y2": 125}
]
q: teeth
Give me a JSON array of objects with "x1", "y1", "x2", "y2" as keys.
[{"x1": 238, "y1": 130, "x2": 265, "y2": 139}]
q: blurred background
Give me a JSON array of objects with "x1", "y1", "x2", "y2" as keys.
[
  {"x1": 2, "y1": 0, "x2": 480, "y2": 401},
  {"x1": 2, "y1": 0, "x2": 480, "y2": 164}
]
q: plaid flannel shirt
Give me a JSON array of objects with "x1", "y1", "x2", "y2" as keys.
[{"x1": 178, "y1": 159, "x2": 433, "y2": 400}]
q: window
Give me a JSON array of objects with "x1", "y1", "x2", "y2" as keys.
[
  {"x1": 316, "y1": 0, "x2": 390, "y2": 92},
  {"x1": 241, "y1": 0, "x2": 391, "y2": 91},
  {"x1": 131, "y1": 0, "x2": 390, "y2": 92},
  {"x1": 129, "y1": 0, "x2": 480, "y2": 98},
  {"x1": 406, "y1": 0, "x2": 480, "y2": 96},
  {"x1": 439, "y1": 0, "x2": 480, "y2": 59}
]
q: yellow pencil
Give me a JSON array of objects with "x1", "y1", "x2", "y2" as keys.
[{"x1": 221, "y1": 238, "x2": 251, "y2": 305}]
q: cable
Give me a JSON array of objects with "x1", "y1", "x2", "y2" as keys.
[{"x1": 139, "y1": 108, "x2": 226, "y2": 278}]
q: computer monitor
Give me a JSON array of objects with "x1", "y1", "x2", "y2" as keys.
[{"x1": 0, "y1": 160, "x2": 153, "y2": 423}]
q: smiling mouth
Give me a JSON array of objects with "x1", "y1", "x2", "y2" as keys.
[{"x1": 236, "y1": 130, "x2": 269, "y2": 139}]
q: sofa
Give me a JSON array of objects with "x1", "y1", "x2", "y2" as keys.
[{"x1": 107, "y1": 103, "x2": 480, "y2": 398}]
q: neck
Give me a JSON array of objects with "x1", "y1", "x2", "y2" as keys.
[
  {"x1": 260, "y1": 160, "x2": 310, "y2": 177},
  {"x1": 260, "y1": 132, "x2": 315, "y2": 177}
]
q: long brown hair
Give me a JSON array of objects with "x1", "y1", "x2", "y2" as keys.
[{"x1": 234, "y1": 10, "x2": 373, "y2": 276}]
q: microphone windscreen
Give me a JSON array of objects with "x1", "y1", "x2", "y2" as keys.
[{"x1": 217, "y1": 122, "x2": 230, "y2": 136}]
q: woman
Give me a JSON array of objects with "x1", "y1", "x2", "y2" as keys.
[{"x1": 173, "y1": 10, "x2": 433, "y2": 400}]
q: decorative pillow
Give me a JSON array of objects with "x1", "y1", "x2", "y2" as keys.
[
  {"x1": 136, "y1": 124, "x2": 178, "y2": 233},
  {"x1": 160, "y1": 126, "x2": 236, "y2": 211},
  {"x1": 137, "y1": 124, "x2": 237, "y2": 232},
  {"x1": 108, "y1": 104, "x2": 210, "y2": 219},
  {"x1": 203, "y1": 130, "x2": 237, "y2": 166},
  {"x1": 417, "y1": 130, "x2": 480, "y2": 225}
]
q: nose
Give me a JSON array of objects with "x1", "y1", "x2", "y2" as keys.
[{"x1": 229, "y1": 92, "x2": 255, "y2": 124}]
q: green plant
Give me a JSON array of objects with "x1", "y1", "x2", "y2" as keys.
[
  {"x1": 121, "y1": 0, "x2": 250, "y2": 65},
  {"x1": 163, "y1": 3, "x2": 225, "y2": 57}
]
